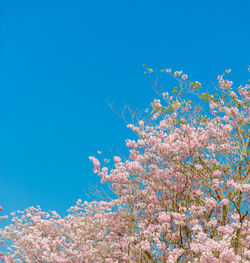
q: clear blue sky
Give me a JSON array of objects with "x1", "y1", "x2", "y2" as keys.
[{"x1": 0, "y1": 0, "x2": 249, "y2": 217}]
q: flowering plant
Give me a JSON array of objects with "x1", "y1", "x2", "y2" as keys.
[{"x1": 0, "y1": 67, "x2": 249, "y2": 262}]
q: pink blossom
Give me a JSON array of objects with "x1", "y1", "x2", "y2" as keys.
[
  {"x1": 113, "y1": 156, "x2": 121, "y2": 163},
  {"x1": 89, "y1": 156, "x2": 100, "y2": 173},
  {"x1": 217, "y1": 226, "x2": 234, "y2": 234},
  {"x1": 181, "y1": 74, "x2": 188, "y2": 80},
  {"x1": 213, "y1": 170, "x2": 222, "y2": 177},
  {"x1": 205, "y1": 198, "x2": 217, "y2": 208},
  {"x1": 230, "y1": 107, "x2": 239, "y2": 115},
  {"x1": 221, "y1": 199, "x2": 229, "y2": 206},
  {"x1": 224, "y1": 124, "x2": 233, "y2": 132},
  {"x1": 158, "y1": 212, "x2": 170, "y2": 223},
  {"x1": 174, "y1": 70, "x2": 183, "y2": 77}
]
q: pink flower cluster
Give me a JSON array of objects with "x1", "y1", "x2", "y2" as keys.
[{"x1": 0, "y1": 69, "x2": 249, "y2": 262}]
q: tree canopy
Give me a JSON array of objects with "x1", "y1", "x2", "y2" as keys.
[{"x1": 0, "y1": 67, "x2": 249, "y2": 263}]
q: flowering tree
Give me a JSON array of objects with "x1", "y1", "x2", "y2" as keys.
[
  {"x1": 0, "y1": 67, "x2": 249, "y2": 262},
  {"x1": 0, "y1": 206, "x2": 7, "y2": 262}
]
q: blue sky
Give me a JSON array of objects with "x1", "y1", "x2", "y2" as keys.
[{"x1": 0, "y1": 0, "x2": 249, "y2": 217}]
